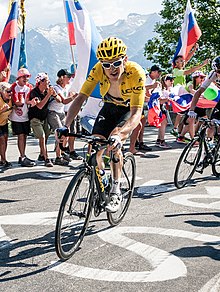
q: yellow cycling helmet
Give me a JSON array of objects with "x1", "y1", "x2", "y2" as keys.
[{"x1": 96, "y1": 37, "x2": 127, "y2": 61}]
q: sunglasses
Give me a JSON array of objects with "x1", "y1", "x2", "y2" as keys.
[
  {"x1": 101, "y1": 58, "x2": 124, "y2": 69},
  {"x1": 6, "y1": 90, "x2": 12, "y2": 93}
]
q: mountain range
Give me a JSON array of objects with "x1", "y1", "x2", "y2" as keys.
[{"x1": 11, "y1": 12, "x2": 162, "y2": 84}]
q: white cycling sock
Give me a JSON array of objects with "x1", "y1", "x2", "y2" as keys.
[{"x1": 111, "y1": 180, "x2": 120, "y2": 194}]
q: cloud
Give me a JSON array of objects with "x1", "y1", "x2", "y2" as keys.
[{"x1": 0, "y1": 0, "x2": 162, "y2": 31}]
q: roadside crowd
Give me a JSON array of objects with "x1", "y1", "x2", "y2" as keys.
[{"x1": 0, "y1": 44, "x2": 219, "y2": 169}]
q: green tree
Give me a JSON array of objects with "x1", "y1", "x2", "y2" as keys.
[{"x1": 143, "y1": 0, "x2": 220, "y2": 71}]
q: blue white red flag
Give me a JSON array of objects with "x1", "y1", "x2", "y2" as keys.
[
  {"x1": 169, "y1": 93, "x2": 193, "y2": 113},
  {"x1": 63, "y1": 0, "x2": 76, "y2": 45},
  {"x1": 173, "y1": 0, "x2": 201, "y2": 62},
  {"x1": 148, "y1": 91, "x2": 164, "y2": 128},
  {"x1": 169, "y1": 91, "x2": 217, "y2": 113},
  {"x1": 67, "y1": 0, "x2": 102, "y2": 98},
  {"x1": 0, "y1": 0, "x2": 18, "y2": 72}
]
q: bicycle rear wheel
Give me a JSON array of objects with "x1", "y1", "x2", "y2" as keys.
[
  {"x1": 107, "y1": 152, "x2": 136, "y2": 226},
  {"x1": 212, "y1": 138, "x2": 220, "y2": 177},
  {"x1": 55, "y1": 168, "x2": 93, "y2": 260},
  {"x1": 174, "y1": 138, "x2": 202, "y2": 189}
]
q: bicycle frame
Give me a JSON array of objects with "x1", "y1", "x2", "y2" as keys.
[{"x1": 86, "y1": 142, "x2": 110, "y2": 208}]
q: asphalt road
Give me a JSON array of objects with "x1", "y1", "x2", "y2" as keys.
[{"x1": 1, "y1": 126, "x2": 220, "y2": 292}]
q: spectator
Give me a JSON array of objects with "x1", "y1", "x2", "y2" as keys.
[
  {"x1": 0, "y1": 65, "x2": 10, "y2": 82},
  {"x1": 171, "y1": 47, "x2": 209, "y2": 137},
  {"x1": 177, "y1": 71, "x2": 210, "y2": 142},
  {"x1": 64, "y1": 72, "x2": 83, "y2": 161},
  {"x1": 48, "y1": 69, "x2": 76, "y2": 166},
  {"x1": 155, "y1": 74, "x2": 174, "y2": 149},
  {"x1": 130, "y1": 65, "x2": 163, "y2": 153},
  {"x1": 9, "y1": 68, "x2": 36, "y2": 167},
  {"x1": 28, "y1": 73, "x2": 57, "y2": 167},
  {"x1": 0, "y1": 82, "x2": 13, "y2": 168}
]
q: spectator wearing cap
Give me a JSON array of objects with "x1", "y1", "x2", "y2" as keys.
[
  {"x1": 154, "y1": 74, "x2": 175, "y2": 149},
  {"x1": 130, "y1": 65, "x2": 163, "y2": 153},
  {"x1": 9, "y1": 68, "x2": 36, "y2": 167},
  {"x1": 0, "y1": 82, "x2": 13, "y2": 168},
  {"x1": 63, "y1": 67, "x2": 83, "y2": 160},
  {"x1": 145, "y1": 65, "x2": 163, "y2": 98},
  {"x1": 47, "y1": 69, "x2": 77, "y2": 166},
  {"x1": 28, "y1": 73, "x2": 57, "y2": 167}
]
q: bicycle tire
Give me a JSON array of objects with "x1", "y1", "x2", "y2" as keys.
[
  {"x1": 107, "y1": 152, "x2": 136, "y2": 226},
  {"x1": 55, "y1": 168, "x2": 93, "y2": 260},
  {"x1": 174, "y1": 138, "x2": 202, "y2": 189},
  {"x1": 212, "y1": 138, "x2": 220, "y2": 177}
]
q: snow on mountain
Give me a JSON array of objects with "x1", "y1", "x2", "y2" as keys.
[{"x1": 11, "y1": 13, "x2": 162, "y2": 84}]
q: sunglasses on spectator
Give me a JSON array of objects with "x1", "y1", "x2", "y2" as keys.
[
  {"x1": 101, "y1": 58, "x2": 124, "y2": 69},
  {"x1": 6, "y1": 90, "x2": 12, "y2": 93}
]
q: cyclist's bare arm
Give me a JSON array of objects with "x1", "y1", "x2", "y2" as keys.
[
  {"x1": 65, "y1": 93, "x2": 88, "y2": 127},
  {"x1": 190, "y1": 87, "x2": 205, "y2": 111}
]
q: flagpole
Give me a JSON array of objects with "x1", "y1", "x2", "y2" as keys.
[
  {"x1": 70, "y1": 45, "x2": 77, "y2": 73},
  {"x1": 63, "y1": 0, "x2": 77, "y2": 74}
]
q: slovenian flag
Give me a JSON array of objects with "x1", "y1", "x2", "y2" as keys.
[
  {"x1": 67, "y1": 0, "x2": 102, "y2": 99},
  {"x1": 173, "y1": 0, "x2": 201, "y2": 62},
  {"x1": 148, "y1": 91, "x2": 166, "y2": 128},
  {"x1": 0, "y1": 0, "x2": 18, "y2": 71}
]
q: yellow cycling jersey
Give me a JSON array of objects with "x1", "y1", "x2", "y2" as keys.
[{"x1": 80, "y1": 61, "x2": 146, "y2": 108}]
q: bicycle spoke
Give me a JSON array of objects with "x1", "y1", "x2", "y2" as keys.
[
  {"x1": 107, "y1": 153, "x2": 136, "y2": 226},
  {"x1": 174, "y1": 139, "x2": 201, "y2": 189},
  {"x1": 55, "y1": 169, "x2": 93, "y2": 260}
]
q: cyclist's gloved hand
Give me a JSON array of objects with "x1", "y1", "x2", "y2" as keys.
[
  {"x1": 188, "y1": 110, "x2": 197, "y2": 118},
  {"x1": 109, "y1": 134, "x2": 123, "y2": 150},
  {"x1": 55, "y1": 126, "x2": 69, "y2": 140}
]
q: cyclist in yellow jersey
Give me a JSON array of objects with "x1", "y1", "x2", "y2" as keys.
[{"x1": 62, "y1": 37, "x2": 146, "y2": 212}]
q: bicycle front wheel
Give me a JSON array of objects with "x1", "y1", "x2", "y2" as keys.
[
  {"x1": 55, "y1": 168, "x2": 93, "y2": 260},
  {"x1": 107, "y1": 152, "x2": 136, "y2": 226},
  {"x1": 174, "y1": 138, "x2": 202, "y2": 189},
  {"x1": 212, "y1": 139, "x2": 220, "y2": 177}
]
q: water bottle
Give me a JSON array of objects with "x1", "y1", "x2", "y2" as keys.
[{"x1": 99, "y1": 169, "x2": 109, "y2": 188}]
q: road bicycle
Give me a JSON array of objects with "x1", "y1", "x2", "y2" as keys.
[
  {"x1": 55, "y1": 133, "x2": 136, "y2": 260},
  {"x1": 174, "y1": 118, "x2": 220, "y2": 189}
]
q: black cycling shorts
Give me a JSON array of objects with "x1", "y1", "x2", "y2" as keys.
[
  {"x1": 183, "y1": 107, "x2": 207, "y2": 125},
  {"x1": 92, "y1": 102, "x2": 131, "y2": 138},
  {"x1": 211, "y1": 101, "x2": 220, "y2": 120}
]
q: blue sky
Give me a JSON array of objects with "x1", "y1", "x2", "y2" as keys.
[{"x1": 0, "y1": 0, "x2": 163, "y2": 31}]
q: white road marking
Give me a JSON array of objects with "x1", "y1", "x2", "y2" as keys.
[
  {"x1": 0, "y1": 212, "x2": 58, "y2": 226},
  {"x1": 169, "y1": 187, "x2": 220, "y2": 210},
  {"x1": 0, "y1": 226, "x2": 12, "y2": 249},
  {"x1": 50, "y1": 227, "x2": 220, "y2": 283},
  {"x1": 137, "y1": 180, "x2": 175, "y2": 195},
  {"x1": 199, "y1": 271, "x2": 220, "y2": 292}
]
